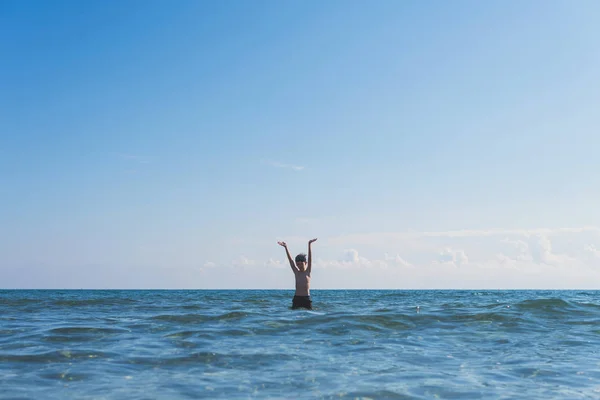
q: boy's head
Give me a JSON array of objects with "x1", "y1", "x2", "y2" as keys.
[{"x1": 295, "y1": 253, "x2": 307, "y2": 271}]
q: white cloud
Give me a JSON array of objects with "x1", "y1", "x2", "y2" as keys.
[
  {"x1": 232, "y1": 256, "x2": 256, "y2": 267},
  {"x1": 436, "y1": 247, "x2": 469, "y2": 267},
  {"x1": 325, "y1": 227, "x2": 600, "y2": 266},
  {"x1": 498, "y1": 241, "x2": 532, "y2": 266},
  {"x1": 196, "y1": 226, "x2": 600, "y2": 289},
  {"x1": 264, "y1": 258, "x2": 284, "y2": 268},
  {"x1": 311, "y1": 249, "x2": 411, "y2": 270},
  {"x1": 585, "y1": 244, "x2": 600, "y2": 258},
  {"x1": 582, "y1": 245, "x2": 600, "y2": 269},
  {"x1": 199, "y1": 261, "x2": 217, "y2": 273},
  {"x1": 503, "y1": 239, "x2": 529, "y2": 251},
  {"x1": 384, "y1": 253, "x2": 413, "y2": 268},
  {"x1": 261, "y1": 159, "x2": 304, "y2": 171},
  {"x1": 327, "y1": 227, "x2": 600, "y2": 246},
  {"x1": 343, "y1": 249, "x2": 360, "y2": 263},
  {"x1": 420, "y1": 227, "x2": 600, "y2": 238},
  {"x1": 524, "y1": 234, "x2": 576, "y2": 265}
]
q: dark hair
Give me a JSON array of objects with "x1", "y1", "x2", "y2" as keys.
[{"x1": 295, "y1": 253, "x2": 307, "y2": 263}]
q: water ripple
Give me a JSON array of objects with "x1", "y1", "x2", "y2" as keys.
[{"x1": 1, "y1": 289, "x2": 600, "y2": 399}]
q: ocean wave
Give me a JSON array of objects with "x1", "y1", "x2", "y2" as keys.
[
  {"x1": 3, "y1": 290, "x2": 600, "y2": 399},
  {"x1": 128, "y1": 351, "x2": 297, "y2": 367},
  {"x1": 39, "y1": 372, "x2": 91, "y2": 382},
  {"x1": 515, "y1": 298, "x2": 573, "y2": 310},
  {"x1": 151, "y1": 311, "x2": 250, "y2": 324},
  {"x1": 50, "y1": 298, "x2": 139, "y2": 307},
  {"x1": 0, "y1": 350, "x2": 118, "y2": 363},
  {"x1": 47, "y1": 327, "x2": 129, "y2": 335},
  {"x1": 511, "y1": 298, "x2": 599, "y2": 317},
  {"x1": 40, "y1": 326, "x2": 129, "y2": 342},
  {"x1": 340, "y1": 390, "x2": 418, "y2": 400},
  {"x1": 0, "y1": 299, "x2": 39, "y2": 307}
]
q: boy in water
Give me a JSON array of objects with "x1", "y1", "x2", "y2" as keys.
[{"x1": 277, "y1": 238, "x2": 317, "y2": 309}]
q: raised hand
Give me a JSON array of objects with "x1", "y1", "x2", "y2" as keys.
[
  {"x1": 277, "y1": 241, "x2": 287, "y2": 248},
  {"x1": 308, "y1": 238, "x2": 318, "y2": 244}
]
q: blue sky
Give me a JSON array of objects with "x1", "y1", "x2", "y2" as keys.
[{"x1": 2, "y1": 0, "x2": 600, "y2": 288}]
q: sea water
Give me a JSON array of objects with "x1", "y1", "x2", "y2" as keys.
[{"x1": 1, "y1": 290, "x2": 600, "y2": 399}]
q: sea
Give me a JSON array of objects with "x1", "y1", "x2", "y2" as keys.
[{"x1": 1, "y1": 290, "x2": 599, "y2": 399}]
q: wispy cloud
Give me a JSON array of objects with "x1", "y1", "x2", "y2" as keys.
[
  {"x1": 384, "y1": 253, "x2": 413, "y2": 268},
  {"x1": 232, "y1": 256, "x2": 256, "y2": 267},
  {"x1": 434, "y1": 247, "x2": 469, "y2": 267},
  {"x1": 264, "y1": 258, "x2": 284, "y2": 268},
  {"x1": 418, "y1": 227, "x2": 600, "y2": 238},
  {"x1": 199, "y1": 261, "x2": 217, "y2": 273},
  {"x1": 585, "y1": 245, "x2": 600, "y2": 259},
  {"x1": 327, "y1": 227, "x2": 600, "y2": 246},
  {"x1": 198, "y1": 227, "x2": 600, "y2": 288},
  {"x1": 261, "y1": 159, "x2": 304, "y2": 171},
  {"x1": 304, "y1": 249, "x2": 412, "y2": 270}
]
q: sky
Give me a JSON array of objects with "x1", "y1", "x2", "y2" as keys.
[{"x1": 2, "y1": 0, "x2": 600, "y2": 289}]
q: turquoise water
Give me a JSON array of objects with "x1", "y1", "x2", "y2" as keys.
[{"x1": 1, "y1": 290, "x2": 600, "y2": 399}]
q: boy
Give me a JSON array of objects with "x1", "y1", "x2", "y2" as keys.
[{"x1": 277, "y1": 238, "x2": 317, "y2": 309}]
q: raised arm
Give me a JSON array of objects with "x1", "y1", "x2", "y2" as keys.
[
  {"x1": 307, "y1": 238, "x2": 317, "y2": 275},
  {"x1": 278, "y1": 241, "x2": 298, "y2": 273}
]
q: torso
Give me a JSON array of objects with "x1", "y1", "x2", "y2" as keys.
[{"x1": 294, "y1": 271, "x2": 311, "y2": 296}]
